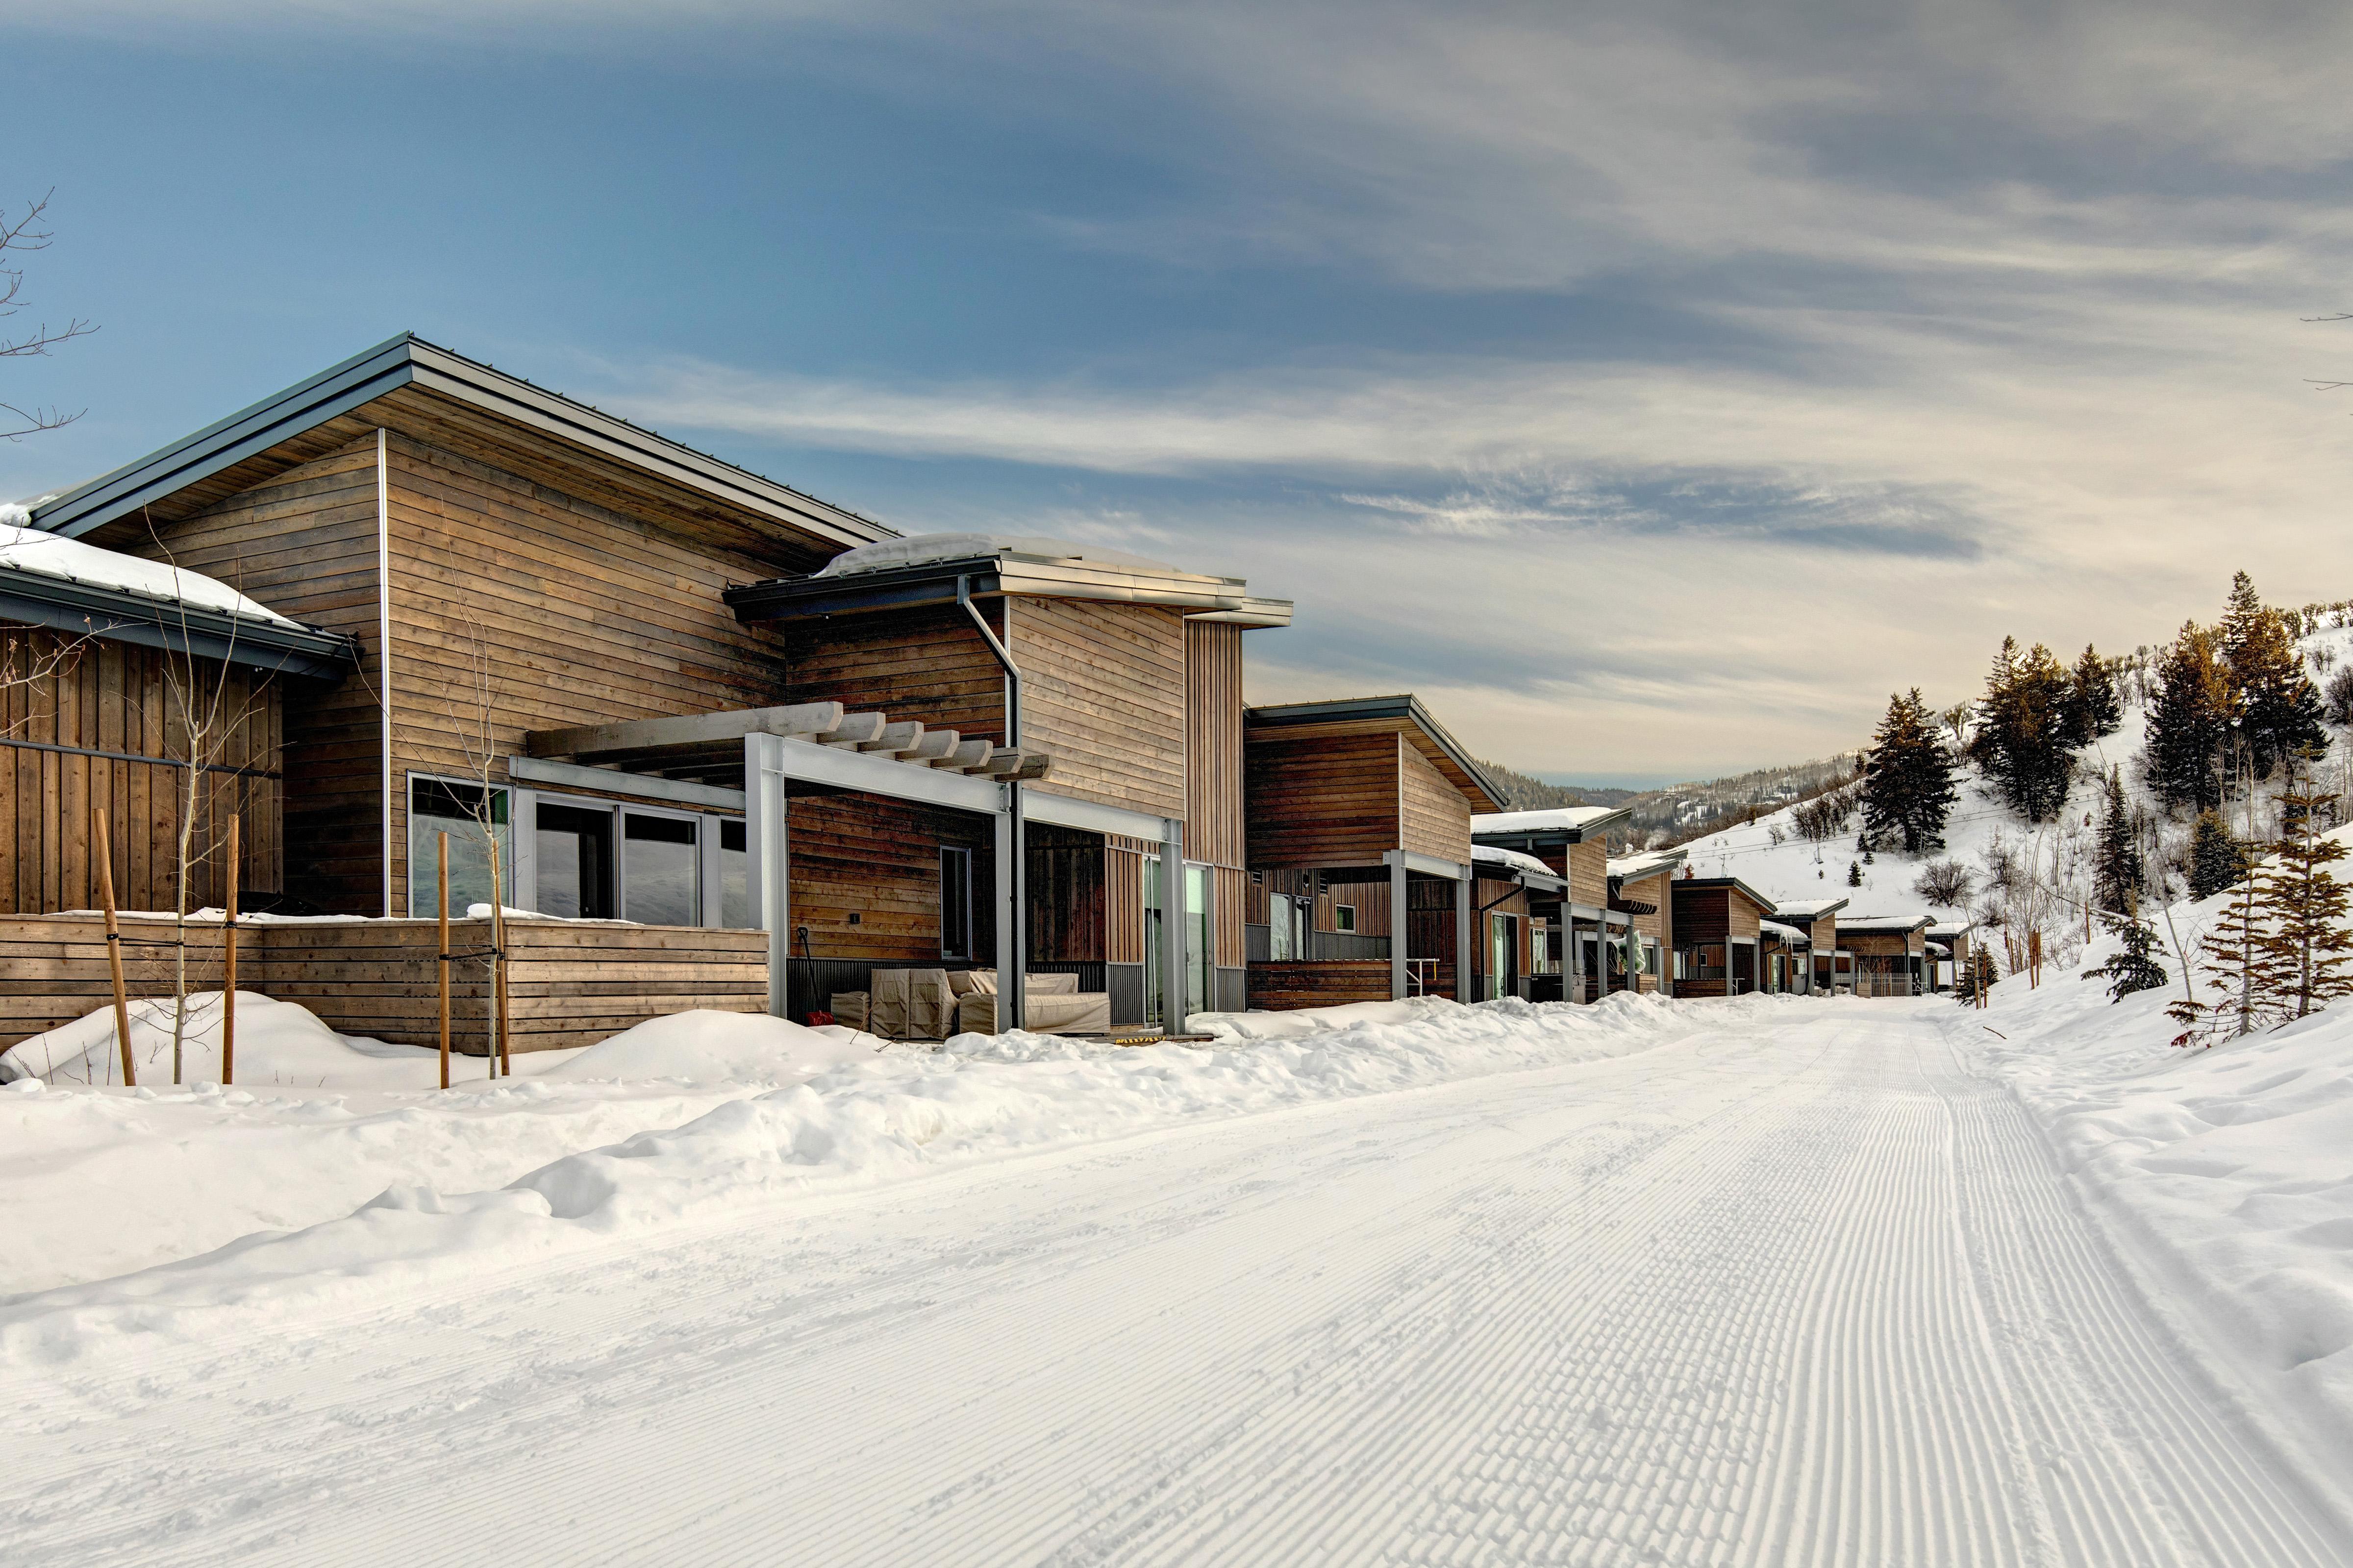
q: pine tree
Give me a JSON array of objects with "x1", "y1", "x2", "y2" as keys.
[
  {"x1": 1969, "y1": 638, "x2": 2078, "y2": 821},
  {"x1": 2191, "y1": 867, "x2": 2292, "y2": 1040},
  {"x1": 1847, "y1": 860, "x2": 1862, "y2": 887},
  {"x1": 2063, "y1": 643, "x2": 2123, "y2": 748},
  {"x1": 1859, "y1": 689, "x2": 1958, "y2": 854},
  {"x1": 2219, "y1": 572, "x2": 2326, "y2": 781},
  {"x1": 2187, "y1": 810, "x2": 2247, "y2": 899},
  {"x1": 2082, "y1": 914, "x2": 2169, "y2": 1002},
  {"x1": 2144, "y1": 621, "x2": 2231, "y2": 814},
  {"x1": 2254, "y1": 771, "x2": 2353, "y2": 1018},
  {"x1": 2090, "y1": 768, "x2": 2143, "y2": 915}
]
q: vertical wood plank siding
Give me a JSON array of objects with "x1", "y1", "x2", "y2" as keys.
[
  {"x1": 1184, "y1": 621, "x2": 1247, "y2": 969},
  {"x1": 1028, "y1": 822, "x2": 1107, "y2": 961},
  {"x1": 1244, "y1": 733, "x2": 1401, "y2": 867},
  {"x1": 0, "y1": 624, "x2": 282, "y2": 914},
  {"x1": 1568, "y1": 841, "x2": 1610, "y2": 909},
  {"x1": 1016, "y1": 598, "x2": 1186, "y2": 819},
  {"x1": 1397, "y1": 740, "x2": 1472, "y2": 864},
  {"x1": 1103, "y1": 841, "x2": 1145, "y2": 964}
]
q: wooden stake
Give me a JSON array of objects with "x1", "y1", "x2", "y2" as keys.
[
  {"x1": 223, "y1": 816, "x2": 239, "y2": 1087},
  {"x1": 92, "y1": 809, "x2": 136, "y2": 1089},
  {"x1": 490, "y1": 852, "x2": 512, "y2": 1078},
  {"x1": 437, "y1": 831, "x2": 451, "y2": 1092}
]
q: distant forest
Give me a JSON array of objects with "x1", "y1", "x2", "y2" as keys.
[{"x1": 1476, "y1": 755, "x2": 1859, "y2": 850}]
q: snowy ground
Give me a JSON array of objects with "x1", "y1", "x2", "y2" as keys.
[{"x1": 4, "y1": 988, "x2": 2352, "y2": 1565}]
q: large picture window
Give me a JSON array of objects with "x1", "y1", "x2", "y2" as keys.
[{"x1": 408, "y1": 779, "x2": 509, "y2": 918}]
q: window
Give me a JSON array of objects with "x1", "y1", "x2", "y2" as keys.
[
  {"x1": 719, "y1": 820, "x2": 750, "y2": 929},
  {"x1": 1334, "y1": 903, "x2": 1357, "y2": 933},
  {"x1": 409, "y1": 778, "x2": 508, "y2": 917},
  {"x1": 623, "y1": 812, "x2": 699, "y2": 925},
  {"x1": 940, "y1": 847, "x2": 974, "y2": 961},
  {"x1": 536, "y1": 802, "x2": 613, "y2": 920}
]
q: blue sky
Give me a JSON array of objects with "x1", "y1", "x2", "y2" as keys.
[{"x1": 6, "y1": 0, "x2": 2352, "y2": 789}]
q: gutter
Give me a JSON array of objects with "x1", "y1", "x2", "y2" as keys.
[{"x1": 0, "y1": 571, "x2": 360, "y2": 681}]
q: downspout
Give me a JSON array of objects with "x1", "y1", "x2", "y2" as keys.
[
  {"x1": 959, "y1": 576, "x2": 1023, "y2": 1032},
  {"x1": 375, "y1": 429, "x2": 394, "y2": 918}
]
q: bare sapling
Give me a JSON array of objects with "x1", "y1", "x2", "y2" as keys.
[
  {"x1": 92, "y1": 808, "x2": 135, "y2": 1087},
  {"x1": 0, "y1": 188, "x2": 97, "y2": 440},
  {"x1": 223, "y1": 815, "x2": 239, "y2": 1085},
  {"x1": 441, "y1": 620, "x2": 511, "y2": 1075}
]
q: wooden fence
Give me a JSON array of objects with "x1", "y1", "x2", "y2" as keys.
[{"x1": 0, "y1": 914, "x2": 767, "y2": 1055}]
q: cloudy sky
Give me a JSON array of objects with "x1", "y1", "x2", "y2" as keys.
[{"x1": 5, "y1": 0, "x2": 2351, "y2": 787}]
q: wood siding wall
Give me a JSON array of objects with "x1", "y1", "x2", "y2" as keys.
[
  {"x1": 1568, "y1": 841, "x2": 1609, "y2": 909},
  {"x1": 1104, "y1": 836, "x2": 1148, "y2": 965},
  {"x1": 1620, "y1": 874, "x2": 1672, "y2": 996},
  {"x1": 1184, "y1": 620, "x2": 1247, "y2": 970},
  {"x1": 1, "y1": 625, "x2": 282, "y2": 915},
  {"x1": 1017, "y1": 597, "x2": 1187, "y2": 821},
  {"x1": 1244, "y1": 733, "x2": 1400, "y2": 868},
  {"x1": 0, "y1": 913, "x2": 764, "y2": 1055},
  {"x1": 1246, "y1": 960, "x2": 1391, "y2": 1011},
  {"x1": 1845, "y1": 930, "x2": 1924, "y2": 958},
  {"x1": 782, "y1": 601, "x2": 1006, "y2": 748},
  {"x1": 1029, "y1": 822, "x2": 1106, "y2": 962},
  {"x1": 122, "y1": 440, "x2": 384, "y2": 911},
  {"x1": 789, "y1": 795, "x2": 993, "y2": 964},
  {"x1": 1397, "y1": 740, "x2": 1472, "y2": 864}
]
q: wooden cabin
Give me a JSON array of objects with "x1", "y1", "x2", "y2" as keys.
[
  {"x1": 1, "y1": 531, "x2": 356, "y2": 920},
  {"x1": 1759, "y1": 921, "x2": 1808, "y2": 993},
  {"x1": 9, "y1": 336, "x2": 1289, "y2": 1044},
  {"x1": 1471, "y1": 806, "x2": 1634, "y2": 1002},
  {"x1": 1668, "y1": 875, "x2": 1777, "y2": 997},
  {"x1": 1927, "y1": 919, "x2": 1973, "y2": 991},
  {"x1": 719, "y1": 536, "x2": 1290, "y2": 1027},
  {"x1": 1242, "y1": 696, "x2": 1508, "y2": 1009},
  {"x1": 1774, "y1": 897, "x2": 1847, "y2": 993},
  {"x1": 1839, "y1": 913, "x2": 1933, "y2": 996},
  {"x1": 1605, "y1": 848, "x2": 1682, "y2": 996}
]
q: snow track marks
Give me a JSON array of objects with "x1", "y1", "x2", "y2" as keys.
[{"x1": 3, "y1": 1013, "x2": 2345, "y2": 1566}]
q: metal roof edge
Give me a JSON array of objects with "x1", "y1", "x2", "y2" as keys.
[{"x1": 0, "y1": 566, "x2": 361, "y2": 679}]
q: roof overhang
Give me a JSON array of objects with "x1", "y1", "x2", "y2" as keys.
[
  {"x1": 1245, "y1": 694, "x2": 1506, "y2": 812},
  {"x1": 27, "y1": 334, "x2": 890, "y2": 561},
  {"x1": 1472, "y1": 806, "x2": 1634, "y2": 846},
  {"x1": 0, "y1": 567, "x2": 359, "y2": 680},
  {"x1": 1671, "y1": 875, "x2": 1779, "y2": 914},
  {"x1": 723, "y1": 555, "x2": 1292, "y2": 626}
]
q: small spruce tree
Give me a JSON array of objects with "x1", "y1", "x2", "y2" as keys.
[
  {"x1": 2090, "y1": 768, "x2": 2143, "y2": 916},
  {"x1": 2186, "y1": 811, "x2": 2247, "y2": 900},
  {"x1": 2082, "y1": 913, "x2": 2169, "y2": 1002},
  {"x1": 2254, "y1": 768, "x2": 2353, "y2": 1019},
  {"x1": 1847, "y1": 860, "x2": 1863, "y2": 887}
]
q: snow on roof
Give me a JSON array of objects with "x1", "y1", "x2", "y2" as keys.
[
  {"x1": 1839, "y1": 912, "x2": 1935, "y2": 933},
  {"x1": 1473, "y1": 844, "x2": 1555, "y2": 879},
  {"x1": 813, "y1": 533, "x2": 1186, "y2": 581},
  {"x1": 1473, "y1": 806, "x2": 1623, "y2": 834},
  {"x1": 1760, "y1": 920, "x2": 1807, "y2": 944},
  {"x1": 1607, "y1": 849, "x2": 1681, "y2": 882},
  {"x1": 1926, "y1": 920, "x2": 1974, "y2": 936},
  {"x1": 0, "y1": 522, "x2": 298, "y2": 626}
]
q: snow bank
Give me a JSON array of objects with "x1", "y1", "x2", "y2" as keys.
[
  {"x1": 0, "y1": 522, "x2": 298, "y2": 625},
  {"x1": 1958, "y1": 910, "x2": 2353, "y2": 1449},
  {"x1": 0, "y1": 993, "x2": 1708, "y2": 1360},
  {"x1": 541, "y1": 1010, "x2": 880, "y2": 1084},
  {"x1": 0, "y1": 993, "x2": 420, "y2": 1090}
]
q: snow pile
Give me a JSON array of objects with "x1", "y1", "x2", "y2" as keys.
[
  {"x1": 0, "y1": 522, "x2": 298, "y2": 626},
  {"x1": 814, "y1": 533, "x2": 1186, "y2": 580},
  {"x1": 1189, "y1": 993, "x2": 1465, "y2": 1042},
  {"x1": 1473, "y1": 806, "x2": 1621, "y2": 834},
  {"x1": 1958, "y1": 882, "x2": 2353, "y2": 1446},
  {"x1": 0, "y1": 993, "x2": 1712, "y2": 1358},
  {"x1": 542, "y1": 1010, "x2": 880, "y2": 1083},
  {"x1": 0, "y1": 992, "x2": 418, "y2": 1090},
  {"x1": 1473, "y1": 844, "x2": 1554, "y2": 878}
]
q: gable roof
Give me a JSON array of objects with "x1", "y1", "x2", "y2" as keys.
[
  {"x1": 1245, "y1": 695, "x2": 1505, "y2": 811},
  {"x1": 1607, "y1": 848, "x2": 1685, "y2": 886},
  {"x1": 1671, "y1": 874, "x2": 1779, "y2": 914},
  {"x1": 25, "y1": 334, "x2": 891, "y2": 570}
]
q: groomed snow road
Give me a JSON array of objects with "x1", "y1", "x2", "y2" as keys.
[{"x1": 7, "y1": 1008, "x2": 2349, "y2": 1566}]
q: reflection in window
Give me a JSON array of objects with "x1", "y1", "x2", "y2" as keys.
[
  {"x1": 409, "y1": 778, "x2": 507, "y2": 917},
  {"x1": 623, "y1": 813, "x2": 698, "y2": 925},
  {"x1": 720, "y1": 819, "x2": 750, "y2": 929},
  {"x1": 537, "y1": 803, "x2": 614, "y2": 920}
]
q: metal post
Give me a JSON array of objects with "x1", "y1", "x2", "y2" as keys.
[
  {"x1": 746, "y1": 734, "x2": 792, "y2": 1018},
  {"x1": 1453, "y1": 867, "x2": 1473, "y2": 1002},
  {"x1": 1159, "y1": 825, "x2": 1185, "y2": 1029},
  {"x1": 1388, "y1": 855, "x2": 1408, "y2": 1000},
  {"x1": 959, "y1": 578, "x2": 1023, "y2": 1032}
]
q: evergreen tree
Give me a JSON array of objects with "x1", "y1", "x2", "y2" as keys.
[
  {"x1": 2062, "y1": 643, "x2": 2123, "y2": 748},
  {"x1": 2090, "y1": 768, "x2": 2143, "y2": 915},
  {"x1": 2254, "y1": 771, "x2": 2353, "y2": 1019},
  {"x1": 1969, "y1": 638, "x2": 2077, "y2": 821},
  {"x1": 2144, "y1": 621, "x2": 2231, "y2": 813},
  {"x1": 1859, "y1": 689, "x2": 1958, "y2": 854},
  {"x1": 1847, "y1": 860, "x2": 1862, "y2": 887},
  {"x1": 2082, "y1": 915, "x2": 2169, "y2": 1002},
  {"x1": 2187, "y1": 811, "x2": 2247, "y2": 900},
  {"x1": 2190, "y1": 866, "x2": 2292, "y2": 1040},
  {"x1": 2217, "y1": 573, "x2": 2326, "y2": 781}
]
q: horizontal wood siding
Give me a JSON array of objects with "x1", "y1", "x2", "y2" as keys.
[
  {"x1": 124, "y1": 440, "x2": 384, "y2": 912},
  {"x1": 0, "y1": 914, "x2": 764, "y2": 1054},
  {"x1": 782, "y1": 602, "x2": 1006, "y2": 747},
  {"x1": 1398, "y1": 741, "x2": 1472, "y2": 864},
  {"x1": 0, "y1": 625, "x2": 281, "y2": 916},
  {"x1": 790, "y1": 795, "x2": 993, "y2": 965},
  {"x1": 1017, "y1": 597, "x2": 1186, "y2": 819},
  {"x1": 1245, "y1": 733, "x2": 1401, "y2": 868},
  {"x1": 1845, "y1": 931, "x2": 1924, "y2": 958},
  {"x1": 381, "y1": 435, "x2": 800, "y2": 914},
  {"x1": 1246, "y1": 960, "x2": 1391, "y2": 1011}
]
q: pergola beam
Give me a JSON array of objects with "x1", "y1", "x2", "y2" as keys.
[{"x1": 525, "y1": 701, "x2": 845, "y2": 761}]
